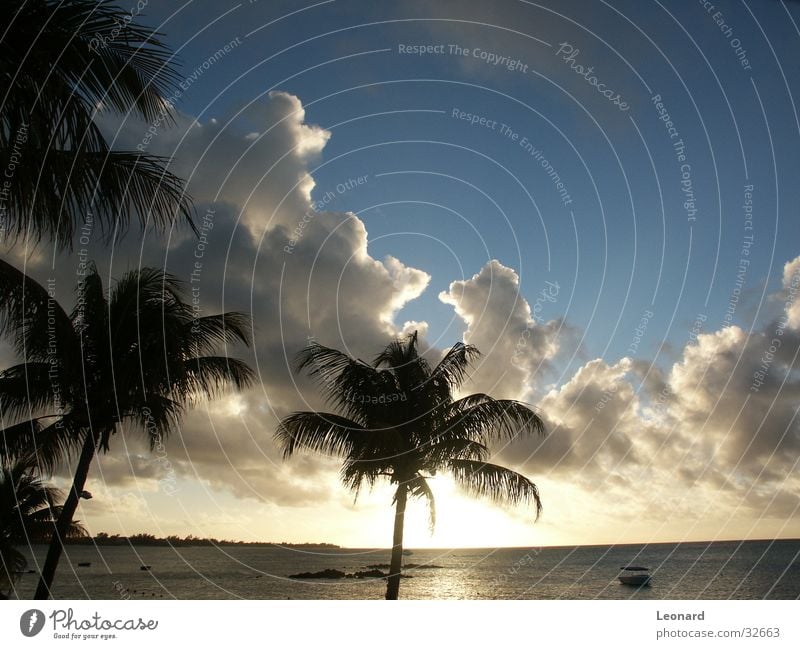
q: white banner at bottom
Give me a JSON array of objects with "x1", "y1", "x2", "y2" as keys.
[{"x1": 1, "y1": 600, "x2": 797, "y2": 648}]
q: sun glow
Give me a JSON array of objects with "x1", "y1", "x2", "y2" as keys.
[
  {"x1": 209, "y1": 394, "x2": 247, "y2": 417},
  {"x1": 399, "y1": 476, "x2": 549, "y2": 549}
]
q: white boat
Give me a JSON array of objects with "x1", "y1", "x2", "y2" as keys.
[{"x1": 619, "y1": 566, "x2": 650, "y2": 586}]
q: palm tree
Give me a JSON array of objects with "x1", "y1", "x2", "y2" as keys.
[
  {"x1": 0, "y1": 0, "x2": 193, "y2": 247},
  {"x1": 276, "y1": 332, "x2": 545, "y2": 600},
  {"x1": 0, "y1": 258, "x2": 255, "y2": 598},
  {"x1": 0, "y1": 459, "x2": 85, "y2": 598}
]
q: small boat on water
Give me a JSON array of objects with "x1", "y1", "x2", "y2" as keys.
[
  {"x1": 619, "y1": 566, "x2": 651, "y2": 586},
  {"x1": 402, "y1": 550, "x2": 413, "y2": 556}
]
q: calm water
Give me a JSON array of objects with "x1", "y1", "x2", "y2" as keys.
[{"x1": 8, "y1": 539, "x2": 799, "y2": 600}]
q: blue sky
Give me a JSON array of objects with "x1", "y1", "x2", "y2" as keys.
[{"x1": 135, "y1": 0, "x2": 800, "y2": 377}]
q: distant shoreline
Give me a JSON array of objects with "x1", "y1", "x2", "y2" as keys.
[
  {"x1": 63, "y1": 533, "x2": 339, "y2": 549},
  {"x1": 58, "y1": 534, "x2": 799, "y2": 550}
]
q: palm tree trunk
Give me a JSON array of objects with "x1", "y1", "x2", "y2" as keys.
[
  {"x1": 385, "y1": 483, "x2": 407, "y2": 600},
  {"x1": 34, "y1": 428, "x2": 97, "y2": 600}
]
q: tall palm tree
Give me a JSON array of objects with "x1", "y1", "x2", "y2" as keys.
[
  {"x1": 0, "y1": 258, "x2": 255, "y2": 598},
  {"x1": 276, "y1": 332, "x2": 545, "y2": 600},
  {"x1": 0, "y1": 459, "x2": 85, "y2": 598},
  {"x1": 0, "y1": 0, "x2": 194, "y2": 247}
]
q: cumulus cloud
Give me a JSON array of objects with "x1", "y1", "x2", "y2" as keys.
[
  {"x1": 103, "y1": 90, "x2": 329, "y2": 237},
  {"x1": 438, "y1": 259, "x2": 562, "y2": 400},
  {"x1": 532, "y1": 357, "x2": 640, "y2": 476},
  {"x1": 4, "y1": 86, "x2": 799, "y2": 543},
  {"x1": 498, "y1": 258, "x2": 800, "y2": 535},
  {"x1": 8, "y1": 91, "x2": 434, "y2": 510},
  {"x1": 781, "y1": 256, "x2": 800, "y2": 329}
]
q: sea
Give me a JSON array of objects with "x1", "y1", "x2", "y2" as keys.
[{"x1": 8, "y1": 539, "x2": 799, "y2": 600}]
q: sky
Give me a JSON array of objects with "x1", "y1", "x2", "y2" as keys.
[{"x1": 4, "y1": 0, "x2": 800, "y2": 549}]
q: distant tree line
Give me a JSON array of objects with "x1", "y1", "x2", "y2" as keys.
[{"x1": 64, "y1": 532, "x2": 339, "y2": 548}]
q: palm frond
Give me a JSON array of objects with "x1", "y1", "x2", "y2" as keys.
[
  {"x1": 0, "y1": 149, "x2": 196, "y2": 246},
  {"x1": 183, "y1": 313, "x2": 253, "y2": 353},
  {"x1": 295, "y1": 342, "x2": 393, "y2": 422},
  {"x1": 429, "y1": 342, "x2": 481, "y2": 391},
  {"x1": 0, "y1": 459, "x2": 86, "y2": 548},
  {"x1": 10, "y1": 472, "x2": 61, "y2": 519},
  {"x1": 446, "y1": 395, "x2": 545, "y2": 443},
  {"x1": 448, "y1": 459, "x2": 542, "y2": 519},
  {"x1": 2, "y1": 0, "x2": 181, "y2": 123},
  {"x1": 0, "y1": 0, "x2": 193, "y2": 246},
  {"x1": 407, "y1": 473, "x2": 436, "y2": 532},
  {"x1": 105, "y1": 266, "x2": 181, "y2": 359},
  {"x1": 372, "y1": 338, "x2": 411, "y2": 368},
  {"x1": 109, "y1": 266, "x2": 184, "y2": 315},
  {"x1": 275, "y1": 412, "x2": 367, "y2": 460},
  {"x1": 78, "y1": 151, "x2": 194, "y2": 238},
  {"x1": 296, "y1": 342, "x2": 354, "y2": 375},
  {"x1": 127, "y1": 394, "x2": 183, "y2": 451},
  {"x1": 0, "y1": 363, "x2": 63, "y2": 420},
  {"x1": 373, "y1": 331, "x2": 432, "y2": 391},
  {"x1": 0, "y1": 418, "x2": 82, "y2": 476},
  {"x1": 423, "y1": 437, "x2": 489, "y2": 467},
  {"x1": 340, "y1": 457, "x2": 386, "y2": 501},
  {"x1": 0, "y1": 259, "x2": 76, "y2": 360},
  {"x1": 296, "y1": 342, "x2": 375, "y2": 389},
  {"x1": 0, "y1": 419, "x2": 41, "y2": 467},
  {"x1": 72, "y1": 264, "x2": 108, "y2": 366},
  {"x1": 22, "y1": 505, "x2": 86, "y2": 541},
  {"x1": 178, "y1": 356, "x2": 256, "y2": 398}
]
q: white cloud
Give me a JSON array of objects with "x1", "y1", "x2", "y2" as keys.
[
  {"x1": 496, "y1": 270, "x2": 800, "y2": 538},
  {"x1": 782, "y1": 255, "x2": 800, "y2": 330},
  {"x1": 439, "y1": 259, "x2": 561, "y2": 400},
  {"x1": 5, "y1": 89, "x2": 799, "y2": 545},
  {"x1": 10, "y1": 91, "x2": 435, "y2": 513}
]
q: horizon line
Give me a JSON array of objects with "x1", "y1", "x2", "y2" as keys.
[{"x1": 64, "y1": 534, "x2": 800, "y2": 551}]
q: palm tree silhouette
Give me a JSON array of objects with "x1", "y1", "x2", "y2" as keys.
[
  {"x1": 276, "y1": 332, "x2": 545, "y2": 599},
  {"x1": 0, "y1": 0, "x2": 193, "y2": 247},
  {"x1": 0, "y1": 459, "x2": 85, "y2": 598},
  {"x1": 0, "y1": 258, "x2": 255, "y2": 598}
]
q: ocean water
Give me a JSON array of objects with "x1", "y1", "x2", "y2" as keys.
[{"x1": 8, "y1": 539, "x2": 799, "y2": 600}]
